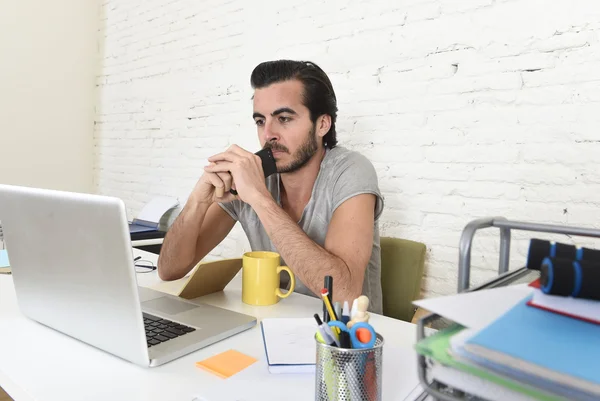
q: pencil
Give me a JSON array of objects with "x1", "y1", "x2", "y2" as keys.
[
  {"x1": 320, "y1": 289, "x2": 338, "y2": 321},
  {"x1": 321, "y1": 288, "x2": 341, "y2": 335}
]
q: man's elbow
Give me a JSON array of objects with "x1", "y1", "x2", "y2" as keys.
[
  {"x1": 335, "y1": 276, "x2": 363, "y2": 303},
  {"x1": 345, "y1": 261, "x2": 366, "y2": 297},
  {"x1": 157, "y1": 261, "x2": 184, "y2": 281},
  {"x1": 157, "y1": 265, "x2": 171, "y2": 281}
]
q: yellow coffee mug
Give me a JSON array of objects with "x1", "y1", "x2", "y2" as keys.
[{"x1": 242, "y1": 251, "x2": 295, "y2": 306}]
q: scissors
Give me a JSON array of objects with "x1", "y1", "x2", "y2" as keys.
[{"x1": 327, "y1": 321, "x2": 376, "y2": 349}]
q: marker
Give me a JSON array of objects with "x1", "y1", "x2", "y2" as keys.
[
  {"x1": 314, "y1": 314, "x2": 338, "y2": 346},
  {"x1": 315, "y1": 330, "x2": 326, "y2": 344},
  {"x1": 342, "y1": 301, "x2": 350, "y2": 324},
  {"x1": 324, "y1": 276, "x2": 333, "y2": 322}
]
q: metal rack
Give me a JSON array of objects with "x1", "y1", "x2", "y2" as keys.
[{"x1": 414, "y1": 217, "x2": 600, "y2": 401}]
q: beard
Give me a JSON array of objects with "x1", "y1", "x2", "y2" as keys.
[{"x1": 264, "y1": 125, "x2": 319, "y2": 174}]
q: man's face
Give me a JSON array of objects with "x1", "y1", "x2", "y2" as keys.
[{"x1": 252, "y1": 79, "x2": 320, "y2": 174}]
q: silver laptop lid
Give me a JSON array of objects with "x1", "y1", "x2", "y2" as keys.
[{"x1": 0, "y1": 184, "x2": 149, "y2": 366}]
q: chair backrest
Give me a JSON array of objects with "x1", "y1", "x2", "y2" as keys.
[{"x1": 380, "y1": 237, "x2": 426, "y2": 322}]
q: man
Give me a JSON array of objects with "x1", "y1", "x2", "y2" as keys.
[{"x1": 157, "y1": 60, "x2": 384, "y2": 313}]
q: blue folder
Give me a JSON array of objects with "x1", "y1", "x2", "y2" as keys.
[
  {"x1": 128, "y1": 219, "x2": 158, "y2": 234},
  {"x1": 129, "y1": 223, "x2": 157, "y2": 234},
  {"x1": 464, "y1": 297, "x2": 600, "y2": 398}
]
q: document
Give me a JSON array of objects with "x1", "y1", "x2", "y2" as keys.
[
  {"x1": 136, "y1": 196, "x2": 179, "y2": 224},
  {"x1": 260, "y1": 318, "x2": 316, "y2": 374},
  {"x1": 413, "y1": 284, "x2": 533, "y2": 330}
]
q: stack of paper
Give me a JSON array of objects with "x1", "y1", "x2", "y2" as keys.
[
  {"x1": 527, "y1": 278, "x2": 600, "y2": 325},
  {"x1": 413, "y1": 283, "x2": 600, "y2": 401},
  {"x1": 129, "y1": 196, "x2": 179, "y2": 233}
]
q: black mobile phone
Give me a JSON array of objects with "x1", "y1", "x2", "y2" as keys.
[{"x1": 229, "y1": 148, "x2": 277, "y2": 195}]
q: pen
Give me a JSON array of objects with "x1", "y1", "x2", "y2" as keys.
[
  {"x1": 324, "y1": 276, "x2": 333, "y2": 322},
  {"x1": 334, "y1": 302, "x2": 342, "y2": 321},
  {"x1": 323, "y1": 321, "x2": 339, "y2": 346}
]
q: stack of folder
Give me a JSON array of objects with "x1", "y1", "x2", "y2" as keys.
[{"x1": 413, "y1": 243, "x2": 600, "y2": 401}]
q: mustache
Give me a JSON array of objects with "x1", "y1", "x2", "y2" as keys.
[{"x1": 263, "y1": 142, "x2": 289, "y2": 153}]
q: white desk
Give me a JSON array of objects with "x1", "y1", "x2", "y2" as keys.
[{"x1": 0, "y1": 249, "x2": 426, "y2": 401}]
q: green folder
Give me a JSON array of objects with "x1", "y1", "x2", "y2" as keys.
[{"x1": 415, "y1": 324, "x2": 564, "y2": 401}]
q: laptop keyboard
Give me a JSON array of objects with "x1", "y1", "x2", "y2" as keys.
[{"x1": 143, "y1": 312, "x2": 196, "y2": 348}]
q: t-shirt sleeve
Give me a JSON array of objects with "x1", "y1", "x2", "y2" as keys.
[
  {"x1": 218, "y1": 199, "x2": 242, "y2": 221},
  {"x1": 331, "y1": 152, "x2": 384, "y2": 221}
]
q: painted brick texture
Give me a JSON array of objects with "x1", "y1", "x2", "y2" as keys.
[{"x1": 95, "y1": 0, "x2": 600, "y2": 297}]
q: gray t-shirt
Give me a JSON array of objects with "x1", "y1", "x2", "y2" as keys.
[{"x1": 218, "y1": 146, "x2": 384, "y2": 314}]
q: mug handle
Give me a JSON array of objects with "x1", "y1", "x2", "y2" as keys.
[{"x1": 275, "y1": 266, "x2": 295, "y2": 299}]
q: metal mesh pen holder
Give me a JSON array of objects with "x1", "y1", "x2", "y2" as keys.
[{"x1": 314, "y1": 333, "x2": 384, "y2": 401}]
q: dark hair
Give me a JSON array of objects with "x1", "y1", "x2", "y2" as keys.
[{"x1": 250, "y1": 60, "x2": 338, "y2": 149}]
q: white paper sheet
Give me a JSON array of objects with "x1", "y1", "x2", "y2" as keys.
[
  {"x1": 430, "y1": 363, "x2": 539, "y2": 401},
  {"x1": 261, "y1": 318, "x2": 317, "y2": 367},
  {"x1": 136, "y1": 196, "x2": 179, "y2": 224},
  {"x1": 530, "y1": 288, "x2": 600, "y2": 324},
  {"x1": 412, "y1": 284, "x2": 533, "y2": 330}
]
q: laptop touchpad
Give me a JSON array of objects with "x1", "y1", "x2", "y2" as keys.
[{"x1": 142, "y1": 297, "x2": 199, "y2": 316}]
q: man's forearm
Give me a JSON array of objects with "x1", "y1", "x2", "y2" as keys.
[
  {"x1": 157, "y1": 200, "x2": 209, "y2": 280},
  {"x1": 251, "y1": 196, "x2": 361, "y2": 302}
]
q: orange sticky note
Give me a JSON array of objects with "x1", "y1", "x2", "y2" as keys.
[{"x1": 195, "y1": 349, "x2": 257, "y2": 378}]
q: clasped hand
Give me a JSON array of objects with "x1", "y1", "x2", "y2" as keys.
[{"x1": 203, "y1": 145, "x2": 270, "y2": 205}]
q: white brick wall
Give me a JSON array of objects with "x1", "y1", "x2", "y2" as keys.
[{"x1": 95, "y1": 0, "x2": 600, "y2": 297}]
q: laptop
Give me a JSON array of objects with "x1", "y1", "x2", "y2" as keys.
[{"x1": 0, "y1": 184, "x2": 257, "y2": 367}]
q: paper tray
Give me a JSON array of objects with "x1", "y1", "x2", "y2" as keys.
[{"x1": 413, "y1": 217, "x2": 600, "y2": 401}]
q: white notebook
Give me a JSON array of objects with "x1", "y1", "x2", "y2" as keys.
[{"x1": 260, "y1": 318, "x2": 317, "y2": 374}]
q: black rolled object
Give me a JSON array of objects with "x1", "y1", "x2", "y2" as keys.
[
  {"x1": 553, "y1": 242, "x2": 577, "y2": 260},
  {"x1": 577, "y1": 247, "x2": 600, "y2": 264},
  {"x1": 574, "y1": 260, "x2": 600, "y2": 301},
  {"x1": 540, "y1": 257, "x2": 576, "y2": 297},
  {"x1": 527, "y1": 239, "x2": 551, "y2": 270},
  {"x1": 540, "y1": 257, "x2": 600, "y2": 301}
]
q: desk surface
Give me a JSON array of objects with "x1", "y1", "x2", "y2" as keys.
[{"x1": 0, "y1": 249, "x2": 425, "y2": 401}]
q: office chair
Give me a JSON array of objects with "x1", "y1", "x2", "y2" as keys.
[{"x1": 380, "y1": 237, "x2": 427, "y2": 322}]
